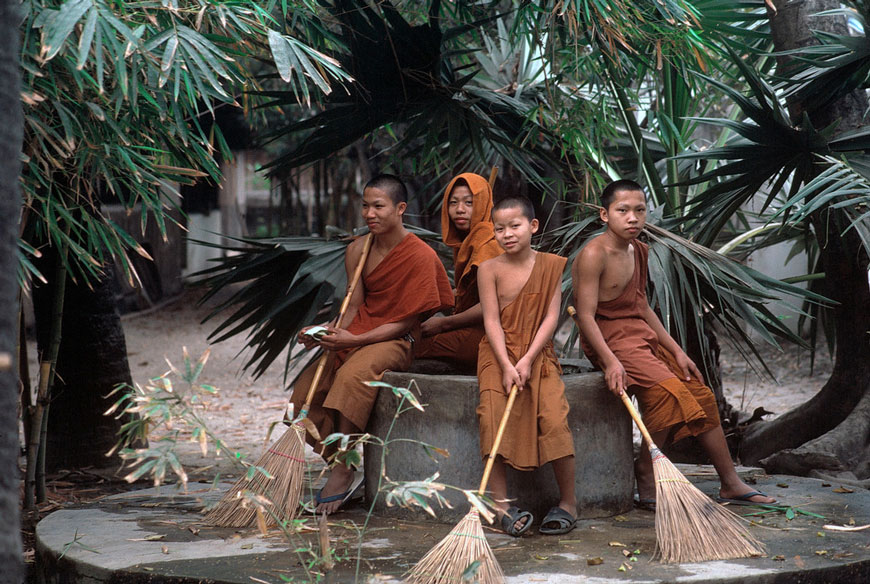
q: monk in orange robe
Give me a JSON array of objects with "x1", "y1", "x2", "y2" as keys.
[
  {"x1": 415, "y1": 173, "x2": 502, "y2": 369},
  {"x1": 476, "y1": 195, "x2": 577, "y2": 537},
  {"x1": 293, "y1": 174, "x2": 453, "y2": 514},
  {"x1": 572, "y1": 179, "x2": 775, "y2": 508}
]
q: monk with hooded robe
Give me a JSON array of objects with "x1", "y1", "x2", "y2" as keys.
[
  {"x1": 293, "y1": 174, "x2": 453, "y2": 514},
  {"x1": 415, "y1": 173, "x2": 503, "y2": 369}
]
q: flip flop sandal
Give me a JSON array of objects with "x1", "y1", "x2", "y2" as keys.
[
  {"x1": 716, "y1": 490, "x2": 776, "y2": 506},
  {"x1": 310, "y1": 472, "x2": 365, "y2": 513},
  {"x1": 633, "y1": 495, "x2": 657, "y2": 511},
  {"x1": 539, "y1": 506, "x2": 577, "y2": 535},
  {"x1": 499, "y1": 506, "x2": 533, "y2": 537}
]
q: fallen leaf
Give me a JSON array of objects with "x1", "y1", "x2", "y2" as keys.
[
  {"x1": 776, "y1": 483, "x2": 789, "y2": 488},
  {"x1": 630, "y1": 556, "x2": 638, "y2": 562},
  {"x1": 608, "y1": 541, "x2": 626, "y2": 547},
  {"x1": 144, "y1": 534, "x2": 165, "y2": 541},
  {"x1": 817, "y1": 531, "x2": 826, "y2": 537},
  {"x1": 814, "y1": 550, "x2": 827, "y2": 556},
  {"x1": 617, "y1": 565, "x2": 626, "y2": 572},
  {"x1": 534, "y1": 554, "x2": 549, "y2": 560},
  {"x1": 188, "y1": 527, "x2": 200, "y2": 536},
  {"x1": 833, "y1": 486, "x2": 854, "y2": 494},
  {"x1": 849, "y1": 518, "x2": 856, "y2": 525},
  {"x1": 161, "y1": 545, "x2": 169, "y2": 555},
  {"x1": 772, "y1": 555, "x2": 785, "y2": 561},
  {"x1": 822, "y1": 483, "x2": 831, "y2": 487},
  {"x1": 632, "y1": 549, "x2": 641, "y2": 555},
  {"x1": 613, "y1": 515, "x2": 628, "y2": 522},
  {"x1": 587, "y1": 557, "x2": 603, "y2": 566},
  {"x1": 794, "y1": 555, "x2": 806, "y2": 569},
  {"x1": 823, "y1": 523, "x2": 870, "y2": 532},
  {"x1": 622, "y1": 549, "x2": 631, "y2": 557},
  {"x1": 240, "y1": 543, "x2": 254, "y2": 549},
  {"x1": 833, "y1": 552, "x2": 854, "y2": 559}
]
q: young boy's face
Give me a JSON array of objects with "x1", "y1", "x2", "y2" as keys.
[
  {"x1": 362, "y1": 186, "x2": 406, "y2": 235},
  {"x1": 601, "y1": 189, "x2": 646, "y2": 240},
  {"x1": 447, "y1": 184, "x2": 473, "y2": 233},
  {"x1": 492, "y1": 205, "x2": 538, "y2": 254}
]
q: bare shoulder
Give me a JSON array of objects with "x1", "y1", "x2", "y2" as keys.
[
  {"x1": 479, "y1": 254, "x2": 506, "y2": 273},
  {"x1": 574, "y1": 236, "x2": 607, "y2": 272},
  {"x1": 345, "y1": 235, "x2": 367, "y2": 263}
]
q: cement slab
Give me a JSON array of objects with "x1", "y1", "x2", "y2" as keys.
[{"x1": 36, "y1": 471, "x2": 870, "y2": 583}]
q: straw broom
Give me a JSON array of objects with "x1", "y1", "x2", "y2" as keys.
[
  {"x1": 567, "y1": 307, "x2": 765, "y2": 562},
  {"x1": 406, "y1": 384, "x2": 518, "y2": 584},
  {"x1": 205, "y1": 233, "x2": 374, "y2": 528}
]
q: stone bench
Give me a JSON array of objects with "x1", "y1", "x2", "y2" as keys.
[{"x1": 363, "y1": 365, "x2": 634, "y2": 524}]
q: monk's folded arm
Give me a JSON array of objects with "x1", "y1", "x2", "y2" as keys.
[
  {"x1": 441, "y1": 302, "x2": 483, "y2": 331},
  {"x1": 351, "y1": 314, "x2": 418, "y2": 346}
]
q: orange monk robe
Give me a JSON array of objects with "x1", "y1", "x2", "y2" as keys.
[
  {"x1": 477, "y1": 252, "x2": 574, "y2": 471},
  {"x1": 415, "y1": 173, "x2": 503, "y2": 367},
  {"x1": 291, "y1": 233, "x2": 453, "y2": 455},
  {"x1": 579, "y1": 240, "x2": 720, "y2": 444}
]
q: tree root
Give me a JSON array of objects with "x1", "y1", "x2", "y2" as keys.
[{"x1": 759, "y1": 386, "x2": 870, "y2": 482}]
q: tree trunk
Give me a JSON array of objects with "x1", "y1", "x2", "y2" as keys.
[
  {"x1": 31, "y1": 253, "x2": 132, "y2": 472},
  {"x1": 739, "y1": 1, "x2": 870, "y2": 483},
  {"x1": 0, "y1": 0, "x2": 23, "y2": 579}
]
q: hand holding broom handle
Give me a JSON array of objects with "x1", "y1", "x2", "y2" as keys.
[
  {"x1": 297, "y1": 233, "x2": 374, "y2": 419},
  {"x1": 478, "y1": 383, "x2": 519, "y2": 495},
  {"x1": 565, "y1": 306, "x2": 657, "y2": 447}
]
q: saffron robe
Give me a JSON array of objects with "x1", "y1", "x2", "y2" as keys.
[
  {"x1": 579, "y1": 241, "x2": 719, "y2": 444},
  {"x1": 291, "y1": 233, "x2": 453, "y2": 456},
  {"x1": 477, "y1": 252, "x2": 574, "y2": 471},
  {"x1": 415, "y1": 173, "x2": 503, "y2": 367}
]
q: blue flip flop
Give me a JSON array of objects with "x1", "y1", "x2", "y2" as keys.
[
  {"x1": 313, "y1": 472, "x2": 364, "y2": 511},
  {"x1": 716, "y1": 490, "x2": 776, "y2": 506}
]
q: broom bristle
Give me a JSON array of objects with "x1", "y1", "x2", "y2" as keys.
[
  {"x1": 204, "y1": 425, "x2": 307, "y2": 528},
  {"x1": 651, "y1": 447, "x2": 766, "y2": 563},
  {"x1": 405, "y1": 510, "x2": 504, "y2": 584}
]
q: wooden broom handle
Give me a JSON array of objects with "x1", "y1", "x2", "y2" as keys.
[
  {"x1": 565, "y1": 306, "x2": 658, "y2": 447},
  {"x1": 488, "y1": 166, "x2": 499, "y2": 188},
  {"x1": 478, "y1": 384, "x2": 519, "y2": 495},
  {"x1": 299, "y1": 233, "x2": 374, "y2": 414}
]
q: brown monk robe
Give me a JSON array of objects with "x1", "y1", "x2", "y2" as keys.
[
  {"x1": 290, "y1": 233, "x2": 453, "y2": 456},
  {"x1": 415, "y1": 173, "x2": 503, "y2": 368},
  {"x1": 477, "y1": 252, "x2": 574, "y2": 470},
  {"x1": 580, "y1": 240, "x2": 719, "y2": 444}
]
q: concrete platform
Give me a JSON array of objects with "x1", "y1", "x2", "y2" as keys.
[{"x1": 35, "y1": 471, "x2": 870, "y2": 583}]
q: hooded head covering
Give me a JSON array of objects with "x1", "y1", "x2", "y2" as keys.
[{"x1": 440, "y1": 173, "x2": 503, "y2": 312}]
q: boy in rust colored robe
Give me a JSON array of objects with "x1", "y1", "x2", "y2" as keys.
[
  {"x1": 476, "y1": 196, "x2": 577, "y2": 537},
  {"x1": 415, "y1": 173, "x2": 503, "y2": 369},
  {"x1": 293, "y1": 174, "x2": 453, "y2": 514},
  {"x1": 572, "y1": 179, "x2": 775, "y2": 508}
]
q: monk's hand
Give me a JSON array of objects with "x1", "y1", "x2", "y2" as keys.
[
  {"x1": 675, "y1": 350, "x2": 705, "y2": 385},
  {"x1": 603, "y1": 359, "x2": 627, "y2": 396},
  {"x1": 297, "y1": 326, "x2": 321, "y2": 350},
  {"x1": 421, "y1": 315, "x2": 447, "y2": 337},
  {"x1": 319, "y1": 327, "x2": 358, "y2": 350},
  {"x1": 502, "y1": 365, "x2": 523, "y2": 394},
  {"x1": 514, "y1": 356, "x2": 532, "y2": 388}
]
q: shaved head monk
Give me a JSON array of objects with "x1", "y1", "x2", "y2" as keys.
[
  {"x1": 292, "y1": 173, "x2": 453, "y2": 514},
  {"x1": 415, "y1": 173, "x2": 503, "y2": 369},
  {"x1": 572, "y1": 179, "x2": 776, "y2": 509}
]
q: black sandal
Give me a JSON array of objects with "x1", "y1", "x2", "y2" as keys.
[
  {"x1": 539, "y1": 506, "x2": 577, "y2": 535},
  {"x1": 499, "y1": 506, "x2": 533, "y2": 537}
]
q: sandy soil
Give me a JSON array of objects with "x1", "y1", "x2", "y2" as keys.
[{"x1": 110, "y1": 288, "x2": 835, "y2": 475}]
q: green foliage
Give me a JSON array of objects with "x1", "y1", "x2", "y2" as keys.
[{"x1": 20, "y1": 0, "x2": 351, "y2": 284}]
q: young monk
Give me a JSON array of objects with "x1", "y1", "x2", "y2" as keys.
[
  {"x1": 415, "y1": 173, "x2": 503, "y2": 369},
  {"x1": 476, "y1": 195, "x2": 577, "y2": 536},
  {"x1": 572, "y1": 179, "x2": 776, "y2": 508},
  {"x1": 292, "y1": 174, "x2": 454, "y2": 514}
]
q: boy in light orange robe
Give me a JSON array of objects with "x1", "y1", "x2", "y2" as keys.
[
  {"x1": 292, "y1": 174, "x2": 453, "y2": 514},
  {"x1": 476, "y1": 195, "x2": 577, "y2": 536},
  {"x1": 415, "y1": 173, "x2": 503, "y2": 368},
  {"x1": 572, "y1": 179, "x2": 775, "y2": 508}
]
